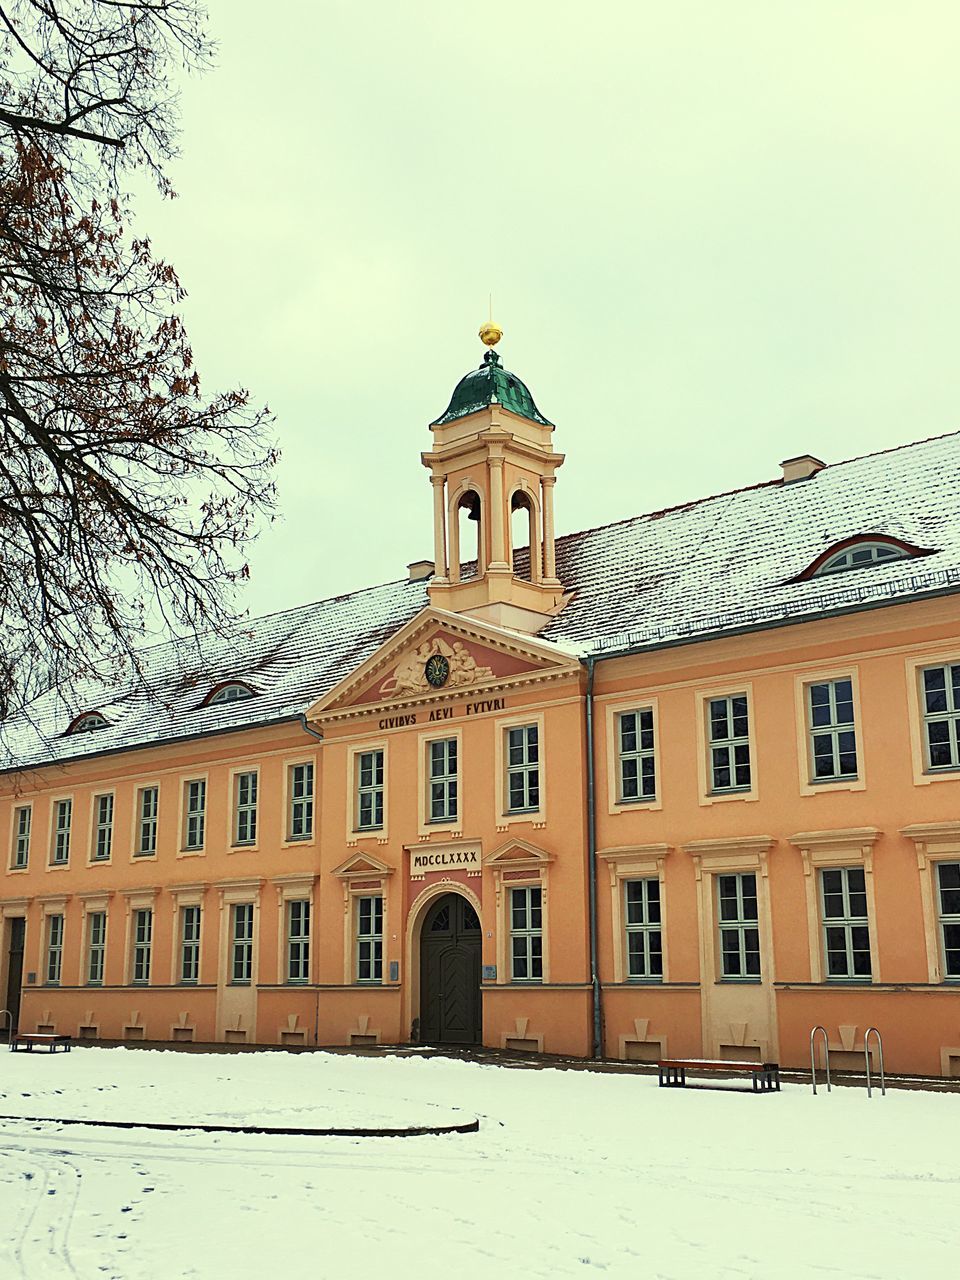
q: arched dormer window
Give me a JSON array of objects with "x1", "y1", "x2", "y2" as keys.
[
  {"x1": 202, "y1": 681, "x2": 256, "y2": 707},
  {"x1": 794, "y1": 535, "x2": 931, "y2": 582},
  {"x1": 66, "y1": 711, "x2": 108, "y2": 735}
]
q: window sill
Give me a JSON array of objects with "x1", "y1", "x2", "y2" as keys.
[
  {"x1": 229, "y1": 981, "x2": 251, "y2": 987},
  {"x1": 132, "y1": 851, "x2": 157, "y2": 859},
  {"x1": 626, "y1": 977, "x2": 665, "y2": 985},
  {"x1": 716, "y1": 977, "x2": 763, "y2": 985},
  {"x1": 285, "y1": 834, "x2": 313, "y2": 843},
  {"x1": 355, "y1": 828, "x2": 384, "y2": 836},
  {"x1": 232, "y1": 842, "x2": 257, "y2": 850},
  {"x1": 179, "y1": 847, "x2": 204, "y2": 856},
  {"x1": 616, "y1": 796, "x2": 658, "y2": 807},
  {"x1": 505, "y1": 809, "x2": 541, "y2": 818},
  {"x1": 809, "y1": 775, "x2": 860, "y2": 786}
]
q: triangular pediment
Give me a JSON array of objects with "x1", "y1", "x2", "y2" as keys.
[
  {"x1": 484, "y1": 838, "x2": 555, "y2": 866},
  {"x1": 332, "y1": 852, "x2": 394, "y2": 879},
  {"x1": 309, "y1": 607, "x2": 581, "y2": 723}
]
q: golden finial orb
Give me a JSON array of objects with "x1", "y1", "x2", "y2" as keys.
[{"x1": 479, "y1": 320, "x2": 503, "y2": 347}]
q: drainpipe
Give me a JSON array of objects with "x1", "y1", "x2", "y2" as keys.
[
  {"x1": 585, "y1": 655, "x2": 603, "y2": 1059},
  {"x1": 298, "y1": 715, "x2": 324, "y2": 1045}
]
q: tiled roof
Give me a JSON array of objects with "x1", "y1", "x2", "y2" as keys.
[{"x1": 3, "y1": 430, "x2": 959, "y2": 772}]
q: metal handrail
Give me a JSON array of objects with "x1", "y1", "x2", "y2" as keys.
[
  {"x1": 0, "y1": 1009, "x2": 11, "y2": 1043},
  {"x1": 810, "y1": 1025, "x2": 831, "y2": 1094},
  {"x1": 864, "y1": 1027, "x2": 886, "y2": 1098}
]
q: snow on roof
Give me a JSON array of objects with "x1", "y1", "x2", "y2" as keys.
[{"x1": 3, "y1": 430, "x2": 959, "y2": 771}]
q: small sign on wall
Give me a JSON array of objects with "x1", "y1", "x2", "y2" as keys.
[
  {"x1": 482, "y1": 965, "x2": 497, "y2": 981},
  {"x1": 389, "y1": 961, "x2": 399, "y2": 982}
]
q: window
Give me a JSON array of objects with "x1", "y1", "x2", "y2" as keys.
[
  {"x1": 624, "y1": 879, "x2": 662, "y2": 980},
  {"x1": 506, "y1": 725, "x2": 539, "y2": 813},
  {"x1": 132, "y1": 908, "x2": 153, "y2": 984},
  {"x1": 617, "y1": 710, "x2": 656, "y2": 802},
  {"x1": 428, "y1": 738, "x2": 458, "y2": 822},
  {"x1": 205, "y1": 682, "x2": 255, "y2": 706},
  {"x1": 87, "y1": 911, "x2": 106, "y2": 985},
  {"x1": 231, "y1": 903, "x2": 254, "y2": 983},
  {"x1": 12, "y1": 805, "x2": 30, "y2": 869},
  {"x1": 708, "y1": 696, "x2": 751, "y2": 792},
  {"x1": 183, "y1": 779, "x2": 206, "y2": 850},
  {"x1": 510, "y1": 885, "x2": 543, "y2": 981},
  {"x1": 807, "y1": 679, "x2": 858, "y2": 780},
  {"x1": 67, "y1": 711, "x2": 108, "y2": 734},
  {"x1": 717, "y1": 873, "x2": 761, "y2": 979},
  {"x1": 287, "y1": 900, "x2": 310, "y2": 983},
  {"x1": 820, "y1": 867, "x2": 871, "y2": 980},
  {"x1": 136, "y1": 786, "x2": 159, "y2": 855},
  {"x1": 815, "y1": 540, "x2": 909, "y2": 576},
  {"x1": 288, "y1": 763, "x2": 314, "y2": 839},
  {"x1": 51, "y1": 798, "x2": 72, "y2": 864},
  {"x1": 179, "y1": 905, "x2": 201, "y2": 983},
  {"x1": 92, "y1": 793, "x2": 114, "y2": 861},
  {"x1": 356, "y1": 750, "x2": 384, "y2": 831},
  {"x1": 45, "y1": 914, "x2": 64, "y2": 985},
  {"x1": 234, "y1": 771, "x2": 258, "y2": 845},
  {"x1": 356, "y1": 895, "x2": 382, "y2": 982},
  {"x1": 921, "y1": 664, "x2": 960, "y2": 771},
  {"x1": 936, "y1": 862, "x2": 960, "y2": 979}
]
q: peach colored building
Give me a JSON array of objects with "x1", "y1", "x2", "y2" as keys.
[{"x1": 2, "y1": 334, "x2": 960, "y2": 1076}]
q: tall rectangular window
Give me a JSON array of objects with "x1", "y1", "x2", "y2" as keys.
[
  {"x1": 356, "y1": 750, "x2": 384, "y2": 831},
  {"x1": 132, "y1": 908, "x2": 152, "y2": 984},
  {"x1": 45, "y1": 913, "x2": 64, "y2": 985},
  {"x1": 231, "y1": 903, "x2": 254, "y2": 983},
  {"x1": 428, "y1": 738, "x2": 458, "y2": 822},
  {"x1": 287, "y1": 899, "x2": 311, "y2": 983},
  {"x1": 617, "y1": 709, "x2": 656, "y2": 802},
  {"x1": 506, "y1": 725, "x2": 539, "y2": 813},
  {"x1": 234, "y1": 771, "x2": 258, "y2": 845},
  {"x1": 921, "y1": 664, "x2": 960, "y2": 771},
  {"x1": 936, "y1": 862, "x2": 960, "y2": 979},
  {"x1": 179, "y1": 905, "x2": 201, "y2": 983},
  {"x1": 288, "y1": 763, "x2": 314, "y2": 839},
  {"x1": 510, "y1": 885, "x2": 543, "y2": 981},
  {"x1": 708, "y1": 695, "x2": 751, "y2": 792},
  {"x1": 625, "y1": 879, "x2": 662, "y2": 980},
  {"x1": 183, "y1": 779, "x2": 206, "y2": 850},
  {"x1": 820, "y1": 867, "x2": 871, "y2": 979},
  {"x1": 51, "y1": 798, "x2": 72, "y2": 865},
  {"x1": 136, "y1": 786, "x2": 159, "y2": 856},
  {"x1": 12, "y1": 805, "x2": 31, "y2": 869},
  {"x1": 92, "y1": 793, "x2": 114, "y2": 861},
  {"x1": 808, "y1": 679, "x2": 858, "y2": 780},
  {"x1": 717, "y1": 873, "x2": 761, "y2": 979},
  {"x1": 87, "y1": 911, "x2": 106, "y2": 985},
  {"x1": 356, "y1": 895, "x2": 383, "y2": 982}
]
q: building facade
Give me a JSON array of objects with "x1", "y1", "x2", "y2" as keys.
[{"x1": 2, "y1": 333, "x2": 960, "y2": 1076}]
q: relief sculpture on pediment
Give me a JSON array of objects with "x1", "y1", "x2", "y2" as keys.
[{"x1": 380, "y1": 636, "x2": 494, "y2": 697}]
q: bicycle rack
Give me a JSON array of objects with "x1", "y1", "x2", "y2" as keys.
[
  {"x1": 0, "y1": 1009, "x2": 11, "y2": 1043},
  {"x1": 810, "y1": 1025, "x2": 831, "y2": 1095},
  {"x1": 864, "y1": 1026, "x2": 886, "y2": 1098}
]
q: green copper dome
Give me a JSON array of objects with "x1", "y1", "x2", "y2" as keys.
[{"x1": 431, "y1": 350, "x2": 553, "y2": 427}]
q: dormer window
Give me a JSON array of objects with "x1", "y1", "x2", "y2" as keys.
[
  {"x1": 202, "y1": 681, "x2": 256, "y2": 707},
  {"x1": 66, "y1": 712, "x2": 108, "y2": 735},
  {"x1": 793, "y1": 535, "x2": 931, "y2": 583}
]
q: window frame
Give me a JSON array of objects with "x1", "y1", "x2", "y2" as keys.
[
  {"x1": 135, "y1": 785, "x2": 159, "y2": 857},
  {"x1": 819, "y1": 865, "x2": 873, "y2": 982},
  {"x1": 286, "y1": 761, "x2": 315, "y2": 842},
  {"x1": 11, "y1": 803, "x2": 31, "y2": 870},
  {"x1": 355, "y1": 748, "x2": 385, "y2": 832},
  {"x1": 624, "y1": 877, "x2": 663, "y2": 982},
  {"x1": 50, "y1": 796, "x2": 73, "y2": 866},
  {"x1": 616, "y1": 708, "x2": 657, "y2": 805},
  {"x1": 919, "y1": 662, "x2": 960, "y2": 774},
  {"x1": 286, "y1": 898, "x2": 311, "y2": 984},
  {"x1": 509, "y1": 884, "x2": 543, "y2": 982},
  {"x1": 355, "y1": 894, "x2": 383, "y2": 983},
  {"x1": 45, "y1": 912, "x2": 64, "y2": 985},
  {"x1": 716, "y1": 871, "x2": 762, "y2": 981},
  {"x1": 232, "y1": 768, "x2": 259, "y2": 847},
  {"x1": 427, "y1": 736, "x2": 459, "y2": 824},
  {"x1": 814, "y1": 539, "x2": 911, "y2": 577},
  {"x1": 794, "y1": 669, "x2": 866, "y2": 795},
  {"x1": 790, "y1": 830, "x2": 880, "y2": 982},
  {"x1": 131, "y1": 907, "x2": 153, "y2": 985},
  {"x1": 182, "y1": 777, "x2": 207, "y2": 852},
  {"x1": 91, "y1": 792, "x2": 114, "y2": 863},
  {"x1": 505, "y1": 723, "x2": 540, "y2": 815},
  {"x1": 179, "y1": 904, "x2": 201, "y2": 984},
  {"x1": 230, "y1": 902, "x2": 254, "y2": 984},
  {"x1": 202, "y1": 681, "x2": 256, "y2": 707},
  {"x1": 86, "y1": 910, "x2": 107, "y2": 985},
  {"x1": 935, "y1": 861, "x2": 960, "y2": 982},
  {"x1": 707, "y1": 695, "x2": 752, "y2": 794}
]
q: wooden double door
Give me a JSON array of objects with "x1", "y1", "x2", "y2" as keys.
[{"x1": 419, "y1": 893, "x2": 482, "y2": 1045}]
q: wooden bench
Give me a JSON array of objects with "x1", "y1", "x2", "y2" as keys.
[
  {"x1": 658, "y1": 1057, "x2": 779, "y2": 1093},
  {"x1": 11, "y1": 1032, "x2": 72, "y2": 1054}
]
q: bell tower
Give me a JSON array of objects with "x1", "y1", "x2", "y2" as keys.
[{"x1": 423, "y1": 323, "x2": 566, "y2": 633}]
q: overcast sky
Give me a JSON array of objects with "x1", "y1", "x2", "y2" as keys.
[{"x1": 142, "y1": 1, "x2": 960, "y2": 620}]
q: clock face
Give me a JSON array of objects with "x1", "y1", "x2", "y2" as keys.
[{"x1": 424, "y1": 654, "x2": 450, "y2": 688}]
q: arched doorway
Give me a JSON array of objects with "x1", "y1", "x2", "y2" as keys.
[{"x1": 419, "y1": 893, "x2": 482, "y2": 1044}]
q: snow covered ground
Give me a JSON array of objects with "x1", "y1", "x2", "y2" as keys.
[{"x1": 0, "y1": 1048, "x2": 957, "y2": 1279}]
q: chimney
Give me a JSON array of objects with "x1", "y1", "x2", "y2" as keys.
[
  {"x1": 780, "y1": 454, "x2": 826, "y2": 484},
  {"x1": 407, "y1": 559, "x2": 435, "y2": 583}
]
